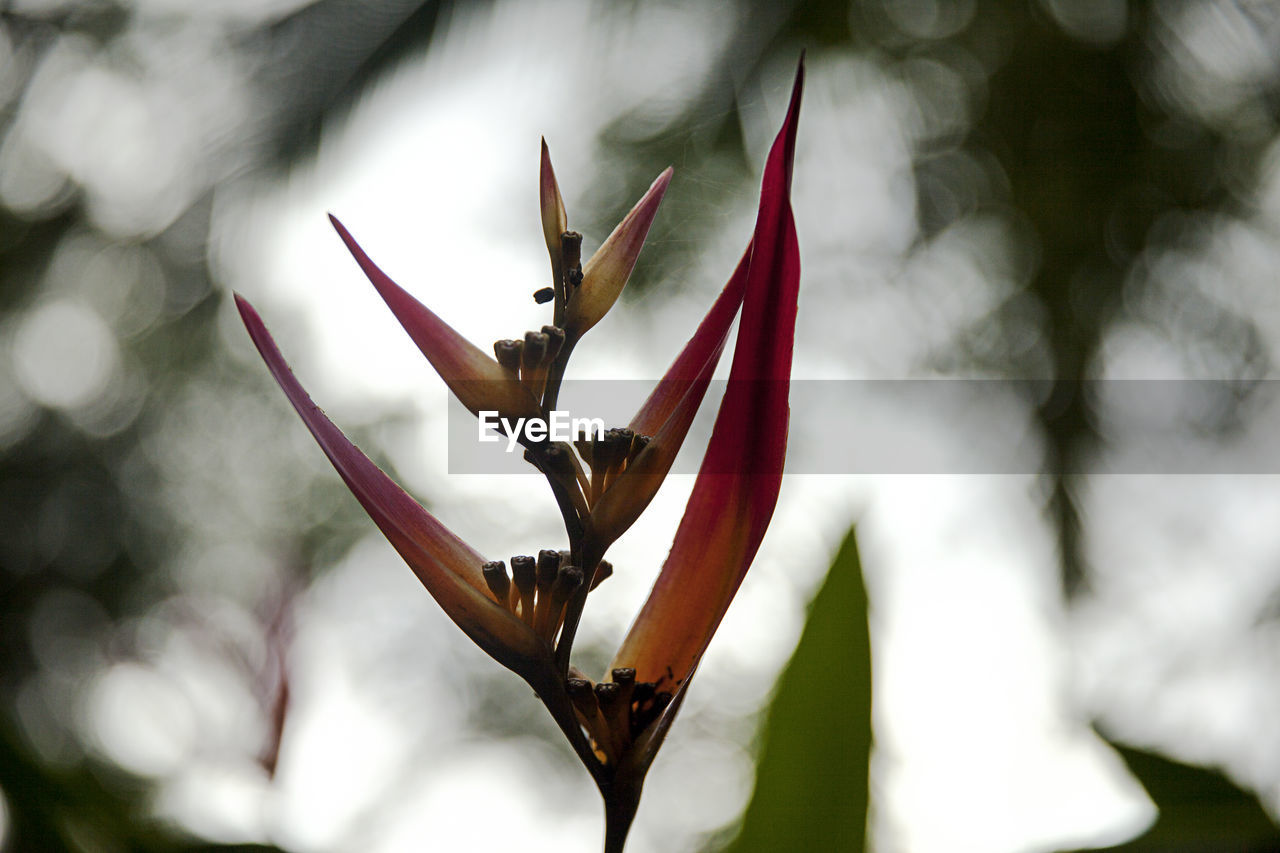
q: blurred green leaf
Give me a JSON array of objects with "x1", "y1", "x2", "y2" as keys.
[
  {"x1": 1060, "y1": 739, "x2": 1280, "y2": 853},
  {"x1": 716, "y1": 525, "x2": 872, "y2": 853}
]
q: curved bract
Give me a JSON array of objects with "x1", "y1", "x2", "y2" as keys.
[
  {"x1": 611, "y1": 60, "x2": 803, "y2": 775},
  {"x1": 236, "y1": 296, "x2": 547, "y2": 679}
]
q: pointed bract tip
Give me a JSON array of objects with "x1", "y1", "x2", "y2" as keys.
[
  {"x1": 540, "y1": 139, "x2": 569, "y2": 266},
  {"x1": 540, "y1": 138, "x2": 557, "y2": 174},
  {"x1": 566, "y1": 166, "x2": 673, "y2": 338},
  {"x1": 776, "y1": 60, "x2": 804, "y2": 195},
  {"x1": 327, "y1": 213, "x2": 348, "y2": 240},
  {"x1": 328, "y1": 213, "x2": 357, "y2": 248},
  {"x1": 788, "y1": 56, "x2": 805, "y2": 117},
  {"x1": 326, "y1": 216, "x2": 541, "y2": 421}
]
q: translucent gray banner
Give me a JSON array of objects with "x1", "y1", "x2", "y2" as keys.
[{"x1": 446, "y1": 380, "x2": 1279, "y2": 475}]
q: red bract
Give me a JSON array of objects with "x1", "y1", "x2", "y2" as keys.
[
  {"x1": 237, "y1": 58, "x2": 803, "y2": 853},
  {"x1": 237, "y1": 296, "x2": 549, "y2": 679}
]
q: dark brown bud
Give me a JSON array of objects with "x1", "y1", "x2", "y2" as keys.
[
  {"x1": 592, "y1": 430, "x2": 620, "y2": 474},
  {"x1": 566, "y1": 677, "x2": 594, "y2": 698},
  {"x1": 560, "y1": 231, "x2": 583, "y2": 273},
  {"x1": 610, "y1": 667, "x2": 637, "y2": 721},
  {"x1": 541, "y1": 325, "x2": 565, "y2": 361},
  {"x1": 494, "y1": 339, "x2": 523, "y2": 373},
  {"x1": 551, "y1": 566, "x2": 584, "y2": 604},
  {"x1": 631, "y1": 682, "x2": 655, "y2": 706},
  {"x1": 610, "y1": 429, "x2": 634, "y2": 470},
  {"x1": 536, "y1": 549, "x2": 561, "y2": 590},
  {"x1": 541, "y1": 443, "x2": 576, "y2": 478},
  {"x1": 533, "y1": 287, "x2": 555, "y2": 304},
  {"x1": 522, "y1": 331, "x2": 549, "y2": 370},
  {"x1": 567, "y1": 677, "x2": 602, "y2": 724},
  {"x1": 594, "y1": 681, "x2": 622, "y2": 712},
  {"x1": 510, "y1": 555, "x2": 536, "y2": 595},
  {"x1": 482, "y1": 560, "x2": 510, "y2": 603},
  {"x1": 510, "y1": 555, "x2": 537, "y2": 626}
]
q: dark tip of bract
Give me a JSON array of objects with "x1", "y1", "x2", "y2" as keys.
[{"x1": 534, "y1": 287, "x2": 555, "y2": 304}]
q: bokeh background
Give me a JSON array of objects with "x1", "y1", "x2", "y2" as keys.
[{"x1": 4, "y1": 0, "x2": 1280, "y2": 851}]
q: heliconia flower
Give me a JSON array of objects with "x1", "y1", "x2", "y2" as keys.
[{"x1": 237, "y1": 55, "x2": 803, "y2": 853}]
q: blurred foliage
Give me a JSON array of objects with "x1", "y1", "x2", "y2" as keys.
[
  {"x1": 0, "y1": 1, "x2": 445, "y2": 849},
  {"x1": 920, "y1": 0, "x2": 1274, "y2": 596},
  {"x1": 1060, "y1": 738, "x2": 1280, "y2": 853},
  {"x1": 0, "y1": 720, "x2": 285, "y2": 853},
  {"x1": 712, "y1": 526, "x2": 872, "y2": 853},
  {"x1": 3, "y1": 0, "x2": 1280, "y2": 850}
]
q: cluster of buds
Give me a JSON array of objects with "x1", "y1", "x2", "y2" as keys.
[
  {"x1": 567, "y1": 667, "x2": 671, "y2": 767},
  {"x1": 237, "y1": 59, "x2": 803, "y2": 853},
  {"x1": 494, "y1": 324, "x2": 565, "y2": 402},
  {"x1": 578, "y1": 428, "x2": 649, "y2": 507},
  {"x1": 481, "y1": 550, "x2": 601, "y2": 644}
]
